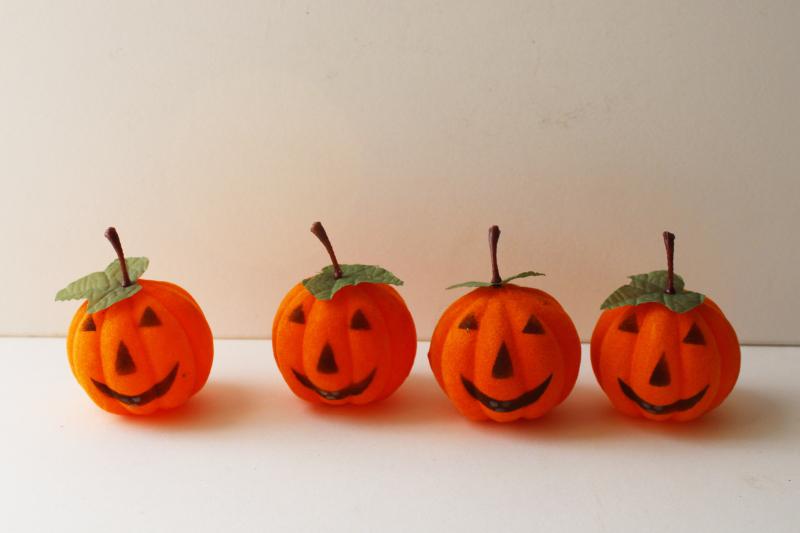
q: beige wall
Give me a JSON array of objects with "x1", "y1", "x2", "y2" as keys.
[{"x1": 1, "y1": 1, "x2": 798, "y2": 343}]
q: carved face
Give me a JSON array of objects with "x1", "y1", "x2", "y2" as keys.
[
  {"x1": 272, "y1": 283, "x2": 417, "y2": 405},
  {"x1": 67, "y1": 280, "x2": 213, "y2": 415},
  {"x1": 591, "y1": 300, "x2": 740, "y2": 421},
  {"x1": 429, "y1": 285, "x2": 581, "y2": 422}
]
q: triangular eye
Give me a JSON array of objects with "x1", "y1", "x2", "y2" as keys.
[
  {"x1": 458, "y1": 313, "x2": 478, "y2": 331},
  {"x1": 289, "y1": 305, "x2": 305, "y2": 324},
  {"x1": 350, "y1": 309, "x2": 370, "y2": 330},
  {"x1": 139, "y1": 307, "x2": 161, "y2": 327},
  {"x1": 522, "y1": 315, "x2": 545, "y2": 335},
  {"x1": 683, "y1": 323, "x2": 705, "y2": 345},
  {"x1": 618, "y1": 313, "x2": 638, "y2": 333},
  {"x1": 82, "y1": 315, "x2": 96, "y2": 332}
]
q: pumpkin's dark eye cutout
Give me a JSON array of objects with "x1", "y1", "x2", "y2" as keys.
[
  {"x1": 458, "y1": 313, "x2": 478, "y2": 331},
  {"x1": 289, "y1": 305, "x2": 305, "y2": 324},
  {"x1": 618, "y1": 313, "x2": 638, "y2": 333},
  {"x1": 683, "y1": 323, "x2": 705, "y2": 345},
  {"x1": 350, "y1": 309, "x2": 370, "y2": 330},
  {"x1": 82, "y1": 315, "x2": 96, "y2": 332},
  {"x1": 139, "y1": 307, "x2": 161, "y2": 327},
  {"x1": 522, "y1": 315, "x2": 545, "y2": 335}
]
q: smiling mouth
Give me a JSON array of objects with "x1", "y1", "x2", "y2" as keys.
[
  {"x1": 618, "y1": 378, "x2": 708, "y2": 415},
  {"x1": 91, "y1": 363, "x2": 179, "y2": 407},
  {"x1": 292, "y1": 369, "x2": 376, "y2": 401},
  {"x1": 461, "y1": 374, "x2": 552, "y2": 413}
]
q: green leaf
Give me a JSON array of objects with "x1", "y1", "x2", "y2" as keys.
[
  {"x1": 87, "y1": 284, "x2": 142, "y2": 313},
  {"x1": 599, "y1": 285, "x2": 644, "y2": 309},
  {"x1": 446, "y1": 270, "x2": 545, "y2": 290},
  {"x1": 55, "y1": 272, "x2": 112, "y2": 302},
  {"x1": 445, "y1": 280, "x2": 494, "y2": 289},
  {"x1": 502, "y1": 271, "x2": 545, "y2": 284},
  {"x1": 661, "y1": 291, "x2": 705, "y2": 313},
  {"x1": 302, "y1": 264, "x2": 403, "y2": 300},
  {"x1": 56, "y1": 256, "x2": 150, "y2": 312},
  {"x1": 105, "y1": 257, "x2": 149, "y2": 285},
  {"x1": 601, "y1": 269, "x2": 705, "y2": 313},
  {"x1": 628, "y1": 270, "x2": 684, "y2": 293}
]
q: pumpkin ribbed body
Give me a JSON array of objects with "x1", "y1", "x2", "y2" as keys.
[
  {"x1": 591, "y1": 299, "x2": 740, "y2": 421},
  {"x1": 429, "y1": 285, "x2": 580, "y2": 422},
  {"x1": 66, "y1": 279, "x2": 213, "y2": 415},
  {"x1": 272, "y1": 283, "x2": 417, "y2": 405}
]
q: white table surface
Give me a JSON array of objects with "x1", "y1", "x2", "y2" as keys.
[{"x1": 1, "y1": 338, "x2": 798, "y2": 532}]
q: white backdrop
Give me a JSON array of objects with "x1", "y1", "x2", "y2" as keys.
[{"x1": 1, "y1": 1, "x2": 798, "y2": 343}]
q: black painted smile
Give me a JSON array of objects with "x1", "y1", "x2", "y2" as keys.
[
  {"x1": 618, "y1": 378, "x2": 708, "y2": 415},
  {"x1": 92, "y1": 363, "x2": 179, "y2": 406},
  {"x1": 292, "y1": 369, "x2": 376, "y2": 401},
  {"x1": 461, "y1": 374, "x2": 553, "y2": 413}
]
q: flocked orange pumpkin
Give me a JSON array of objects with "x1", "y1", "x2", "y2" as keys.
[
  {"x1": 272, "y1": 222, "x2": 416, "y2": 405},
  {"x1": 57, "y1": 228, "x2": 213, "y2": 415},
  {"x1": 591, "y1": 232, "x2": 740, "y2": 422},
  {"x1": 429, "y1": 226, "x2": 580, "y2": 422}
]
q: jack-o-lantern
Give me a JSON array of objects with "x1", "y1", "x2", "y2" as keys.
[
  {"x1": 272, "y1": 222, "x2": 416, "y2": 406},
  {"x1": 57, "y1": 228, "x2": 213, "y2": 415},
  {"x1": 591, "y1": 232, "x2": 740, "y2": 422},
  {"x1": 429, "y1": 226, "x2": 580, "y2": 422}
]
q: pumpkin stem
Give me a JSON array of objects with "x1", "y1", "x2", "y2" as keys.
[
  {"x1": 105, "y1": 227, "x2": 131, "y2": 287},
  {"x1": 663, "y1": 230, "x2": 676, "y2": 294},
  {"x1": 311, "y1": 221, "x2": 343, "y2": 280},
  {"x1": 489, "y1": 225, "x2": 502, "y2": 286}
]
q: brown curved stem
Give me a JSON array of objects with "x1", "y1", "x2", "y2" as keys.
[
  {"x1": 489, "y1": 225, "x2": 501, "y2": 286},
  {"x1": 105, "y1": 227, "x2": 131, "y2": 287},
  {"x1": 663, "y1": 231, "x2": 676, "y2": 294},
  {"x1": 311, "y1": 221, "x2": 343, "y2": 279}
]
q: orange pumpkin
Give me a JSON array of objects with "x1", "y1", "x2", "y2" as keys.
[
  {"x1": 272, "y1": 222, "x2": 416, "y2": 405},
  {"x1": 429, "y1": 226, "x2": 580, "y2": 422},
  {"x1": 591, "y1": 232, "x2": 740, "y2": 422},
  {"x1": 58, "y1": 228, "x2": 213, "y2": 415}
]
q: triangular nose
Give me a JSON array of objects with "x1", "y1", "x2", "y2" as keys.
[
  {"x1": 115, "y1": 341, "x2": 137, "y2": 375},
  {"x1": 491, "y1": 342, "x2": 513, "y2": 379},
  {"x1": 317, "y1": 343, "x2": 338, "y2": 374},
  {"x1": 649, "y1": 353, "x2": 671, "y2": 387}
]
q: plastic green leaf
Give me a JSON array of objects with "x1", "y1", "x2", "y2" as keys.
[
  {"x1": 601, "y1": 269, "x2": 705, "y2": 313},
  {"x1": 445, "y1": 280, "x2": 495, "y2": 289},
  {"x1": 627, "y1": 270, "x2": 685, "y2": 293},
  {"x1": 105, "y1": 257, "x2": 149, "y2": 285},
  {"x1": 303, "y1": 264, "x2": 403, "y2": 300},
  {"x1": 502, "y1": 271, "x2": 545, "y2": 284},
  {"x1": 55, "y1": 257, "x2": 150, "y2": 312},
  {"x1": 447, "y1": 270, "x2": 545, "y2": 290},
  {"x1": 87, "y1": 284, "x2": 142, "y2": 313},
  {"x1": 660, "y1": 291, "x2": 705, "y2": 313},
  {"x1": 55, "y1": 272, "x2": 112, "y2": 302}
]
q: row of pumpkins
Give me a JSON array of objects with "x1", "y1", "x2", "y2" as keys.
[{"x1": 57, "y1": 224, "x2": 740, "y2": 423}]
